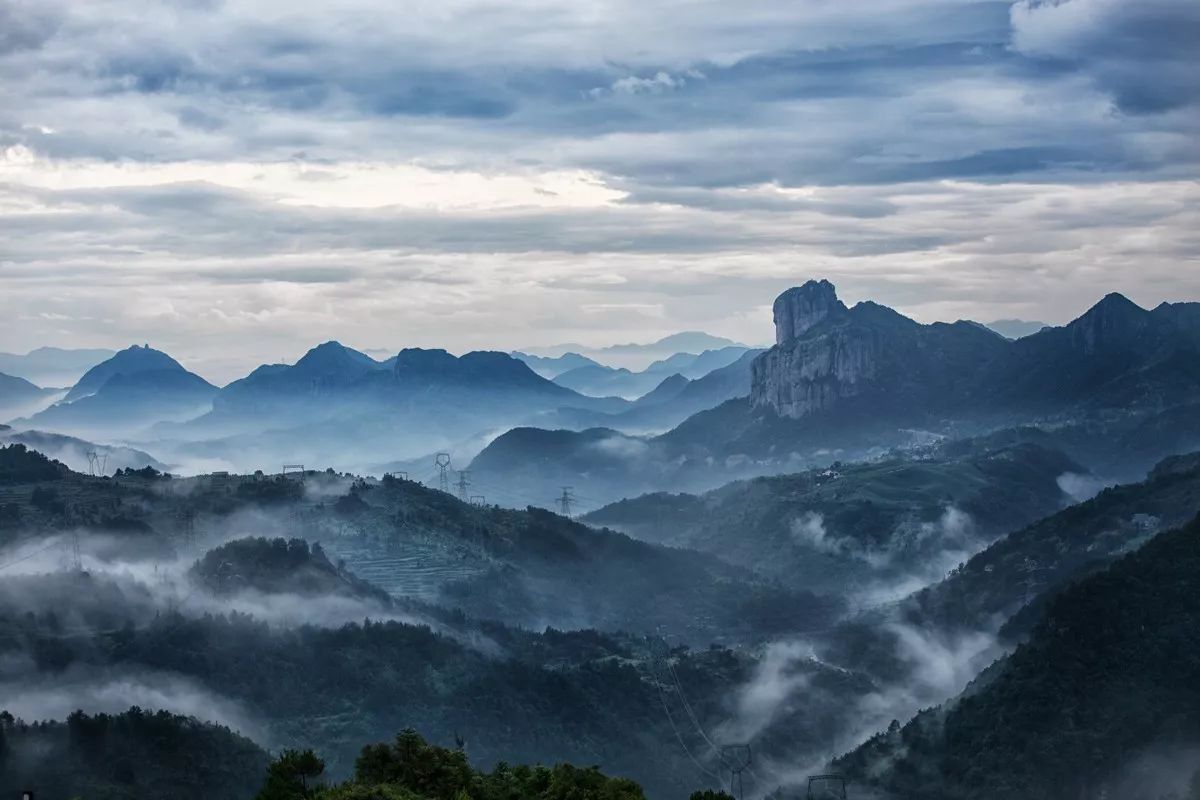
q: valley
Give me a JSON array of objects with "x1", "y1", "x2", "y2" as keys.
[{"x1": 3, "y1": 281, "x2": 1200, "y2": 799}]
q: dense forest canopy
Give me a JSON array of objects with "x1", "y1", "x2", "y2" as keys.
[
  {"x1": 837, "y1": 514, "x2": 1200, "y2": 799},
  {"x1": 0, "y1": 707, "x2": 267, "y2": 800}
]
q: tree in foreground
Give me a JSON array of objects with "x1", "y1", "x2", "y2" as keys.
[{"x1": 257, "y1": 729, "x2": 648, "y2": 800}]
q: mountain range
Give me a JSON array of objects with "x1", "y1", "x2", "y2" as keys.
[
  {"x1": 17, "y1": 344, "x2": 218, "y2": 438},
  {"x1": 751, "y1": 280, "x2": 1200, "y2": 424},
  {"x1": 5, "y1": 401, "x2": 1200, "y2": 798},
  {"x1": 4, "y1": 336, "x2": 765, "y2": 475},
  {"x1": 166, "y1": 345, "x2": 631, "y2": 473},
  {"x1": 4, "y1": 279, "x2": 1198, "y2": 503},
  {"x1": 470, "y1": 281, "x2": 1200, "y2": 508},
  {"x1": 516, "y1": 331, "x2": 750, "y2": 370},
  {"x1": 548, "y1": 345, "x2": 752, "y2": 399}
]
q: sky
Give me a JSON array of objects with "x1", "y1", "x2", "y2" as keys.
[{"x1": 1, "y1": 0, "x2": 1198, "y2": 383}]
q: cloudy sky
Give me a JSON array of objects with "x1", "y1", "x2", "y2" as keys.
[{"x1": 1, "y1": 0, "x2": 1198, "y2": 382}]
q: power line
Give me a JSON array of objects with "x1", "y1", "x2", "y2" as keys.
[
  {"x1": 647, "y1": 655, "x2": 723, "y2": 786},
  {"x1": 669, "y1": 659, "x2": 721, "y2": 756},
  {"x1": 0, "y1": 540, "x2": 62, "y2": 572}
]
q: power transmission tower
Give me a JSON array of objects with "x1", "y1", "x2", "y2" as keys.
[
  {"x1": 557, "y1": 486, "x2": 575, "y2": 518},
  {"x1": 720, "y1": 744, "x2": 752, "y2": 800},
  {"x1": 86, "y1": 450, "x2": 98, "y2": 477},
  {"x1": 435, "y1": 453, "x2": 452, "y2": 494},
  {"x1": 455, "y1": 470, "x2": 471, "y2": 501},
  {"x1": 469, "y1": 495, "x2": 486, "y2": 507}
]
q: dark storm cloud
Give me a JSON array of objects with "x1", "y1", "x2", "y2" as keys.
[{"x1": 1012, "y1": 0, "x2": 1200, "y2": 115}]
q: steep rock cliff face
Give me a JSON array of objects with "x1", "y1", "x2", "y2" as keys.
[
  {"x1": 751, "y1": 281, "x2": 1007, "y2": 421},
  {"x1": 772, "y1": 279, "x2": 847, "y2": 343},
  {"x1": 752, "y1": 323, "x2": 881, "y2": 417},
  {"x1": 752, "y1": 279, "x2": 1200, "y2": 424}
]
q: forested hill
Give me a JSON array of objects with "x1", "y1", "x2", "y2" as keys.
[
  {"x1": 903, "y1": 451, "x2": 1200, "y2": 638},
  {"x1": 0, "y1": 708, "x2": 268, "y2": 800},
  {"x1": 583, "y1": 439, "x2": 1079, "y2": 591},
  {"x1": 192, "y1": 537, "x2": 395, "y2": 605},
  {"x1": 0, "y1": 453, "x2": 838, "y2": 644},
  {"x1": 0, "y1": 602, "x2": 747, "y2": 800},
  {"x1": 837, "y1": 513, "x2": 1200, "y2": 799},
  {"x1": 0, "y1": 710, "x2": 653, "y2": 800}
]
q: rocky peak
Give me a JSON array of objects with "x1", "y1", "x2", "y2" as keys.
[
  {"x1": 772, "y1": 279, "x2": 847, "y2": 344},
  {"x1": 1068, "y1": 292, "x2": 1150, "y2": 356}
]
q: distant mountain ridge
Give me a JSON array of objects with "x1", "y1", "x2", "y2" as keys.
[
  {"x1": 18, "y1": 345, "x2": 218, "y2": 438},
  {"x1": 0, "y1": 346, "x2": 115, "y2": 387},
  {"x1": 552, "y1": 345, "x2": 751, "y2": 399},
  {"x1": 752, "y1": 281, "x2": 1200, "y2": 424},
  {"x1": 65, "y1": 344, "x2": 196, "y2": 401},
  {"x1": 158, "y1": 343, "x2": 631, "y2": 473},
  {"x1": 0, "y1": 371, "x2": 57, "y2": 421},
  {"x1": 469, "y1": 282, "x2": 1200, "y2": 508},
  {"x1": 520, "y1": 331, "x2": 751, "y2": 370},
  {"x1": 984, "y1": 318, "x2": 1050, "y2": 339},
  {"x1": 510, "y1": 351, "x2": 602, "y2": 378}
]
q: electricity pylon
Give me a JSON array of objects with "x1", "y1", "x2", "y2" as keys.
[{"x1": 435, "y1": 453, "x2": 452, "y2": 494}]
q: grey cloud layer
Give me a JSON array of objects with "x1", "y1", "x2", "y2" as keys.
[
  {"x1": 5, "y1": 0, "x2": 1196, "y2": 180},
  {"x1": 0, "y1": 0, "x2": 1198, "y2": 374}
]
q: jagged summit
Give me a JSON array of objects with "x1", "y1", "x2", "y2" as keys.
[
  {"x1": 772, "y1": 279, "x2": 847, "y2": 344},
  {"x1": 751, "y1": 283, "x2": 1200, "y2": 423}
]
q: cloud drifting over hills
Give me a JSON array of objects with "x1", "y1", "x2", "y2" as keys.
[{"x1": 0, "y1": 0, "x2": 1197, "y2": 379}]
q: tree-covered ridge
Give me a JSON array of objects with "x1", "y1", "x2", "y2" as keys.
[
  {"x1": 0, "y1": 462, "x2": 838, "y2": 644},
  {"x1": 0, "y1": 587, "x2": 739, "y2": 800},
  {"x1": 904, "y1": 451, "x2": 1200, "y2": 637},
  {"x1": 257, "y1": 729, "x2": 646, "y2": 800},
  {"x1": 583, "y1": 439, "x2": 1079, "y2": 591},
  {"x1": 0, "y1": 443, "x2": 68, "y2": 485},
  {"x1": 192, "y1": 536, "x2": 394, "y2": 605},
  {"x1": 837, "y1": 513, "x2": 1200, "y2": 799},
  {"x1": 0, "y1": 707, "x2": 268, "y2": 800}
]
